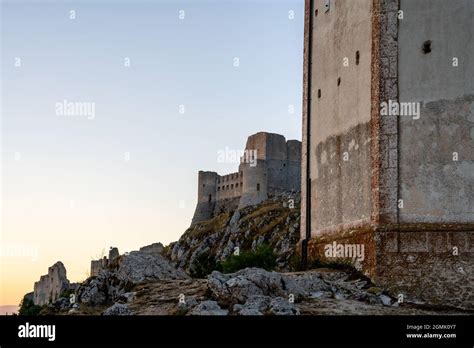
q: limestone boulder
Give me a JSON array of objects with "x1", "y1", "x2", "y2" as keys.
[
  {"x1": 232, "y1": 295, "x2": 270, "y2": 315},
  {"x1": 77, "y1": 272, "x2": 109, "y2": 305},
  {"x1": 103, "y1": 303, "x2": 132, "y2": 316},
  {"x1": 139, "y1": 242, "x2": 164, "y2": 255},
  {"x1": 207, "y1": 267, "x2": 307, "y2": 304},
  {"x1": 187, "y1": 301, "x2": 228, "y2": 316},
  {"x1": 115, "y1": 250, "x2": 189, "y2": 284}
]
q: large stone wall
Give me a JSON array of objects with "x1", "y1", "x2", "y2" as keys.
[
  {"x1": 33, "y1": 261, "x2": 70, "y2": 306},
  {"x1": 302, "y1": 0, "x2": 374, "y2": 235},
  {"x1": 398, "y1": 0, "x2": 474, "y2": 224},
  {"x1": 301, "y1": 0, "x2": 474, "y2": 308}
]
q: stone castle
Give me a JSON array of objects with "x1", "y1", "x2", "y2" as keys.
[
  {"x1": 300, "y1": 0, "x2": 473, "y2": 307},
  {"x1": 191, "y1": 132, "x2": 301, "y2": 225}
]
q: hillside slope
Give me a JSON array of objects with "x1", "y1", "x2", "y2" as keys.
[{"x1": 164, "y1": 191, "x2": 301, "y2": 274}]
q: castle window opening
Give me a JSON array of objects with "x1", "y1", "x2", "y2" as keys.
[
  {"x1": 240, "y1": 182, "x2": 243, "y2": 187},
  {"x1": 217, "y1": 187, "x2": 220, "y2": 191},
  {"x1": 208, "y1": 194, "x2": 212, "y2": 202},
  {"x1": 236, "y1": 183, "x2": 239, "y2": 187},
  {"x1": 231, "y1": 184, "x2": 234, "y2": 189},
  {"x1": 257, "y1": 183, "x2": 260, "y2": 191},
  {"x1": 226, "y1": 185, "x2": 229, "y2": 190},
  {"x1": 356, "y1": 51, "x2": 360, "y2": 65},
  {"x1": 337, "y1": 77, "x2": 341, "y2": 86},
  {"x1": 318, "y1": 89, "x2": 321, "y2": 98},
  {"x1": 422, "y1": 40, "x2": 432, "y2": 54}
]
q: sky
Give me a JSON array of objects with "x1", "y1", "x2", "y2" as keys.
[{"x1": 0, "y1": 0, "x2": 304, "y2": 308}]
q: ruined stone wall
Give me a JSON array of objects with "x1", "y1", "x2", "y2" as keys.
[
  {"x1": 216, "y1": 171, "x2": 243, "y2": 200},
  {"x1": 91, "y1": 247, "x2": 120, "y2": 277},
  {"x1": 90, "y1": 258, "x2": 107, "y2": 277},
  {"x1": 33, "y1": 261, "x2": 70, "y2": 305}
]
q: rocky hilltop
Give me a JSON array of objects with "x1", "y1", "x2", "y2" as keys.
[
  {"x1": 165, "y1": 191, "x2": 301, "y2": 274},
  {"x1": 21, "y1": 193, "x2": 471, "y2": 316}
]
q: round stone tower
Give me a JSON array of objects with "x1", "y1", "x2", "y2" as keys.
[{"x1": 191, "y1": 171, "x2": 218, "y2": 225}]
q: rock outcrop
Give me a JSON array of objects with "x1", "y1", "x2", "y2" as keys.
[
  {"x1": 207, "y1": 268, "x2": 307, "y2": 304},
  {"x1": 115, "y1": 250, "x2": 188, "y2": 283},
  {"x1": 115, "y1": 267, "x2": 468, "y2": 316},
  {"x1": 187, "y1": 301, "x2": 228, "y2": 316},
  {"x1": 103, "y1": 303, "x2": 132, "y2": 316},
  {"x1": 165, "y1": 192, "x2": 301, "y2": 274},
  {"x1": 77, "y1": 248, "x2": 189, "y2": 306}
]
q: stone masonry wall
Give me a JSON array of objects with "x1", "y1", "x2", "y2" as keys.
[{"x1": 33, "y1": 261, "x2": 70, "y2": 306}]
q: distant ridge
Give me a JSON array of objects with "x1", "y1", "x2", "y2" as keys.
[{"x1": 0, "y1": 305, "x2": 18, "y2": 315}]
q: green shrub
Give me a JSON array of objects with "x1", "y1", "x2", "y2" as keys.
[
  {"x1": 221, "y1": 244, "x2": 277, "y2": 274},
  {"x1": 189, "y1": 250, "x2": 221, "y2": 278},
  {"x1": 18, "y1": 296, "x2": 43, "y2": 316}
]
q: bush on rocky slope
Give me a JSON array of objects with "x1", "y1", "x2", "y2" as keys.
[{"x1": 220, "y1": 244, "x2": 277, "y2": 274}]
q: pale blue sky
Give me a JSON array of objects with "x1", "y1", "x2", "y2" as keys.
[{"x1": 0, "y1": 0, "x2": 303, "y2": 303}]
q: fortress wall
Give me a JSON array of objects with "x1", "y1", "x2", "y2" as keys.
[
  {"x1": 307, "y1": 229, "x2": 474, "y2": 308},
  {"x1": 239, "y1": 159, "x2": 268, "y2": 208},
  {"x1": 301, "y1": 0, "x2": 474, "y2": 308},
  {"x1": 91, "y1": 256, "x2": 109, "y2": 277},
  {"x1": 286, "y1": 140, "x2": 302, "y2": 191},
  {"x1": 266, "y1": 158, "x2": 289, "y2": 195},
  {"x1": 191, "y1": 171, "x2": 218, "y2": 225},
  {"x1": 263, "y1": 133, "x2": 287, "y2": 160},
  {"x1": 398, "y1": 0, "x2": 474, "y2": 224},
  {"x1": 307, "y1": 0, "x2": 374, "y2": 234},
  {"x1": 244, "y1": 132, "x2": 269, "y2": 160},
  {"x1": 90, "y1": 260, "x2": 102, "y2": 277},
  {"x1": 216, "y1": 171, "x2": 243, "y2": 200},
  {"x1": 286, "y1": 140, "x2": 301, "y2": 162}
]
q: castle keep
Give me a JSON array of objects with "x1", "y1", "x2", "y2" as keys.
[
  {"x1": 192, "y1": 132, "x2": 301, "y2": 225},
  {"x1": 301, "y1": 0, "x2": 473, "y2": 307}
]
